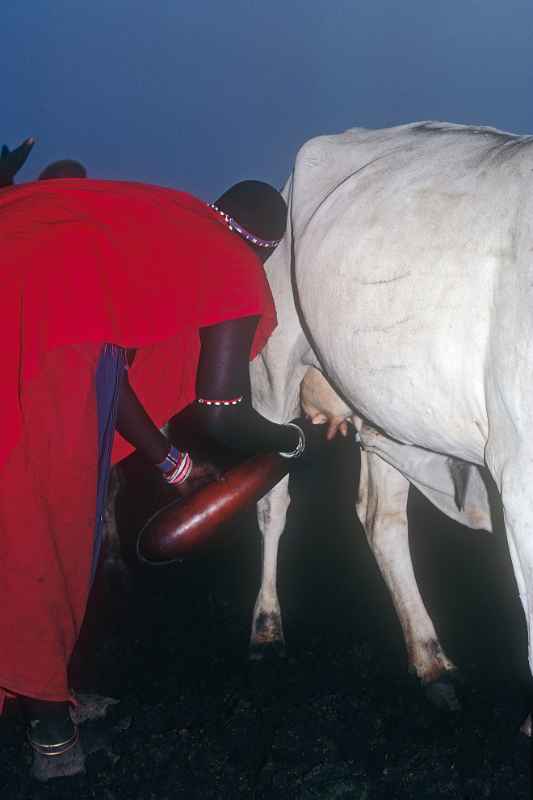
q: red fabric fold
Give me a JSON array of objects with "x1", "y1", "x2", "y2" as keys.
[{"x1": 0, "y1": 344, "x2": 101, "y2": 709}]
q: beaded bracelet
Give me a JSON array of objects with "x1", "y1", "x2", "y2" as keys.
[
  {"x1": 278, "y1": 422, "x2": 306, "y2": 459},
  {"x1": 197, "y1": 395, "x2": 244, "y2": 407},
  {"x1": 155, "y1": 445, "x2": 193, "y2": 485}
]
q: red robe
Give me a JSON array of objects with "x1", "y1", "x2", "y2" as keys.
[{"x1": 0, "y1": 179, "x2": 276, "y2": 708}]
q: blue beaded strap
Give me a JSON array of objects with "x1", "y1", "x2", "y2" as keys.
[
  {"x1": 155, "y1": 445, "x2": 182, "y2": 473},
  {"x1": 155, "y1": 445, "x2": 193, "y2": 485}
]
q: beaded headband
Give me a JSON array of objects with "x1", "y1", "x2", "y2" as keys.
[{"x1": 208, "y1": 203, "x2": 281, "y2": 249}]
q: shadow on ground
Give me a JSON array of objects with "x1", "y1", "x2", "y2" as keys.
[{"x1": 1, "y1": 431, "x2": 531, "y2": 798}]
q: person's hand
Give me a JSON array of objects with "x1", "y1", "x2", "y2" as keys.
[
  {"x1": 189, "y1": 457, "x2": 221, "y2": 485},
  {"x1": 0, "y1": 137, "x2": 35, "y2": 187},
  {"x1": 305, "y1": 412, "x2": 349, "y2": 441}
]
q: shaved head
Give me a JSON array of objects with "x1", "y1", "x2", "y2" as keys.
[
  {"x1": 213, "y1": 181, "x2": 287, "y2": 246},
  {"x1": 39, "y1": 159, "x2": 87, "y2": 180}
]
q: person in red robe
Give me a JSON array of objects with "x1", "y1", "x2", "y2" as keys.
[{"x1": 0, "y1": 152, "x2": 324, "y2": 766}]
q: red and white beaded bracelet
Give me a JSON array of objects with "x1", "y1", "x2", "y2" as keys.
[{"x1": 197, "y1": 395, "x2": 244, "y2": 407}]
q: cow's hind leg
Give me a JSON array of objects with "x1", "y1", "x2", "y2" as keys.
[
  {"x1": 356, "y1": 449, "x2": 461, "y2": 711},
  {"x1": 487, "y1": 446, "x2": 533, "y2": 735},
  {"x1": 250, "y1": 474, "x2": 291, "y2": 659}
]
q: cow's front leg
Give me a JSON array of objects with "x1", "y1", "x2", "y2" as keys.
[
  {"x1": 356, "y1": 449, "x2": 461, "y2": 710},
  {"x1": 250, "y1": 474, "x2": 291, "y2": 659}
]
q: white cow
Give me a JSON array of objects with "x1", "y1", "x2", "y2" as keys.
[{"x1": 249, "y1": 121, "x2": 533, "y2": 721}]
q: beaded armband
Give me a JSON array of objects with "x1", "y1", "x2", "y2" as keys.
[
  {"x1": 197, "y1": 395, "x2": 244, "y2": 407},
  {"x1": 155, "y1": 445, "x2": 193, "y2": 485}
]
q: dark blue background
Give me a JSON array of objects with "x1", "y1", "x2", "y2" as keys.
[{"x1": 4, "y1": 1, "x2": 532, "y2": 198}]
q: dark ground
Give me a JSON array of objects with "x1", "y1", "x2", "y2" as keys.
[{"x1": 1, "y1": 432, "x2": 532, "y2": 799}]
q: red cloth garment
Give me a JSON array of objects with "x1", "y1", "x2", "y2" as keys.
[
  {"x1": 0, "y1": 179, "x2": 277, "y2": 469},
  {"x1": 0, "y1": 344, "x2": 101, "y2": 709},
  {"x1": 0, "y1": 179, "x2": 277, "y2": 708}
]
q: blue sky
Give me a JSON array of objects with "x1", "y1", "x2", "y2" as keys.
[{"x1": 4, "y1": 1, "x2": 532, "y2": 199}]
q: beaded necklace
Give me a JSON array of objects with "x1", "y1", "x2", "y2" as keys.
[{"x1": 208, "y1": 203, "x2": 280, "y2": 249}]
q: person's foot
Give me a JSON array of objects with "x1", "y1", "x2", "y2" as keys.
[{"x1": 20, "y1": 697, "x2": 78, "y2": 756}]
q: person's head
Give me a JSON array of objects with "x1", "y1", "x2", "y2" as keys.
[
  {"x1": 38, "y1": 159, "x2": 87, "y2": 180},
  {"x1": 211, "y1": 180, "x2": 287, "y2": 262}
]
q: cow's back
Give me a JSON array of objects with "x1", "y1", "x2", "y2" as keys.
[{"x1": 290, "y1": 122, "x2": 533, "y2": 463}]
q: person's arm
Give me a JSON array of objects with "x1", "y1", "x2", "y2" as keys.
[
  {"x1": 115, "y1": 319, "x2": 287, "y2": 463},
  {"x1": 195, "y1": 315, "x2": 314, "y2": 457},
  {"x1": 114, "y1": 315, "x2": 323, "y2": 491},
  {"x1": 116, "y1": 368, "x2": 217, "y2": 490},
  {"x1": 115, "y1": 370, "x2": 170, "y2": 464}
]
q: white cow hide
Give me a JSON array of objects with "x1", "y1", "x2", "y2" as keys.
[{"x1": 250, "y1": 121, "x2": 533, "y2": 722}]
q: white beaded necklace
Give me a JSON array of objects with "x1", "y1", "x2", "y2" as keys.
[{"x1": 208, "y1": 203, "x2": 280, "y2": 249}]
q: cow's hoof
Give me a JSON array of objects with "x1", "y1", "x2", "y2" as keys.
[
  {"x1": 520, "y1": 714, "x2": 531, "y2": 737},
  {"x1": 249, "y1": 610, "x2": 285, "y2": 660},
  {"x1": 249, "y1": 640, "x2": 287, "y2": 662},
  {"x1": 423, "y1": 670, "x2": 463, "y2": 712},
  {"x1": 246, "y1": 647, "x2": 290, "y2": 697}
]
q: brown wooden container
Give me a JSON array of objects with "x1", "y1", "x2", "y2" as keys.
[{"x1": 137, "y1": 452, "x2": 290, "y2": 564}]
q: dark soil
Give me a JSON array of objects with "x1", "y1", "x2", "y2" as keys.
[{"x1": 1, "y1": 433, "x2": 531, "y2": 798}]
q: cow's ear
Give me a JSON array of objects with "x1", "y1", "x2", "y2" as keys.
[{"x1": 0, "y1": 137, "x2": 35, "y2": 187}]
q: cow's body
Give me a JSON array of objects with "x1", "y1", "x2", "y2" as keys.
[{"x1": 249, "y1": 121, "x2": 533, "y2": 710}]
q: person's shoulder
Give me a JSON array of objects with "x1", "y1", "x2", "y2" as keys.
[{"x1": 97, "y1": 181, "x2": 203, "y2": 206}]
